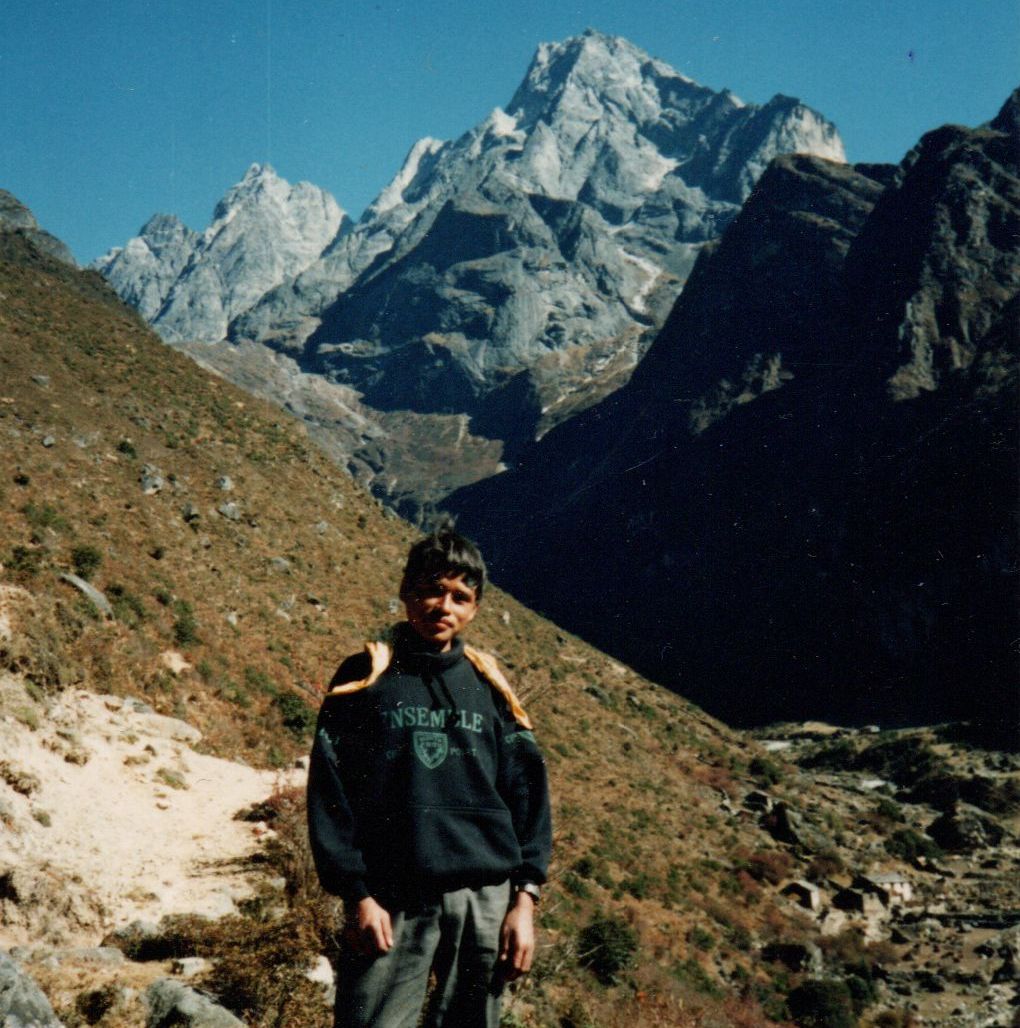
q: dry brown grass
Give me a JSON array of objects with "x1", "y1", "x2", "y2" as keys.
[{"x1": 0, "y1": 247, "x2": 826, "y2": 1024}]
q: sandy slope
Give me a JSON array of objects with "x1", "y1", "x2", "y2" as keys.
[{"x1": 0, "y1": 674, "x2": 303, "y2": 947}]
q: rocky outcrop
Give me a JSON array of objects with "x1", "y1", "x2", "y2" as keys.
[
  {"x1": 449, "y1": 92, "x2": 1019, "y2": 734},
  {"x1": 0, "y1": 950, "x2": 64, "y2": 1028},
  {"x1": 94, "y1": 165, "x2": 345, "y2": 344},
  {"x1": 0, "y1": 191, "x2": 76, "y2": 267},
  {"x1": 926, "y1": 804, "x2": 1007, "y2": 852}
]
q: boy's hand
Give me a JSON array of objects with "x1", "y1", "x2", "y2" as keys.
[
  {"x1": 499, "y1": 891, "x2": 535, "y2": 980},
  {"x1": 347, "y1": 896, "x2": 394, "y2": 955}
]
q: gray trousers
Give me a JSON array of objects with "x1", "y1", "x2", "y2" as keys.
[{"x1": 335, "y1": 881, "x2": 510, "y2": 1028}]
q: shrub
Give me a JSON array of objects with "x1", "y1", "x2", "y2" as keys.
[
  {"x1": 108, "y1": 584, "x2": 146, "y2": 626},
  {"x1": 172, "y1": 600, "x2": 199, "y2": 645},
  {"x1": 8, "y1": 545, "x2": 44, "y2": 576},
  {"x1": 156, "y1": 768, "x2": 188, "y2": 791},
  {"x1": 874, "y1": 797, "x2": 904, "y2": 823},
  {"x1": 245, "y1": 666, "x2": 280, "y2": 698},
  {"x1": 22, "y1": 502, "x2": 67, "y2": 534},
  {"x1": 743, "y1": 849, "x2": 794, "y2": 885},
  {"x1": 749, "y1": 755, "x2": 783, "y2": 785},
  {"x1": 275, "y1": 692, "x2": 315, "y2": 740},
  {"x1": 219, "y1": 678, "x2": 251, "y2": 708},
  {"x1": 116, "y1": 439, "x2": 137, "y2": 457},
  {"x1": 845, "y1": 972, "x2": 879, "y2": 1014},
  {"x1": 805, "y1": 852, "x2": 844, "y2": 882},
  {"x1": 620, "y1": 871, "x2": 654, "y2": 899},
  {"x1": 673, "y1": 956, "x2": 723, "y2": 997},
  {"x1": 562, "y1": 871, "x2": 591, "y2": 898},
  {"x1": 884, "y1": 828, "x2": 943, "y2": 862},
  {"x1": 578, "y1": 914, "x2": 637, "y2": 984},
  {"x1": 786, "y1": 979, "x2": 855, "y2": 1028},
  {"x1": 70, "y1": 544, "x2": 102, "y2": 580}
]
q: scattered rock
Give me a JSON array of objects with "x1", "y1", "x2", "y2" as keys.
[
  {"x1": 41, "y1": 435, "x2": 55, "y2": 448},
  {"x1": 269, "y1": 557, "x2": 291, "y2": 573},
  {"x1": 215, "y1": 476, "x2": 233, "y2": 491},
  {"x1": 781, "y1": 880, "x2": 823, "y2": 912},
  {"x1": 140, "y1": 464, "x2": 165, "y2": 495},
  {"x1": 763, "y1": 802, "x2": 835, "y2": 853},
  {"x1": 172, "y1": 957, "x2": 210, "y2": 978},
  {"x1": 182, "y1": 502, "x2": 201, "y2": 523},
  {"x1": 0, "y1": 950, "x2": 64, "y2": 1027},
  {"x1": 160, "y1": 651, "x2": 192, "y2": 676},
  {"x1": 31, "y1": 375, "x2": 50, "y2": 388},
  {"x1": 584, "y1": 684, "x2": 612, "y2": 706},
  {"x1": 914, "y1": 969, "x2": 947, "y2": 993},
  {"x1": 145, "y1": 979, "x2": 244, "y2": 1028},
  {"x1": 217, "y1": 502, "x2": 241, "y2": 522}
]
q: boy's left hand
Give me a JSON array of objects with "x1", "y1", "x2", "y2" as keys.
[{"x1": 499, "y1": 891, "x2": 536, "y2": 980}]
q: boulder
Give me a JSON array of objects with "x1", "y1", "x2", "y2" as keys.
[
  {"x1": 146, "y1": 979, "x2": 244, "y2": 1027},
  {"x1": 926, "y1": 803, "x2": 1006, "y2": 851},
  {"x1": 0, "y1": 950, "x2": 64, "y2": 1027},
  {"x1": 101, "y1": 921, "x2": 163, "y2": 960},
  {"x1": 140, "y1": 464, "x2": 166, "y2": 495},
  {"x1": 216, "y1": 502, "x2": 241, "y2": 522},
  {"x1": 763, "y1": 802, "x2": 835, "y2": 853}
]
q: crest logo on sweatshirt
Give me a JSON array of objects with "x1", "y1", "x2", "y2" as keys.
[{"x1": 413, "y1": 731, "x2": 449, "y2": 770}]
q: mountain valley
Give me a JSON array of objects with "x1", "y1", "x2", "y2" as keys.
[{"x1": 0, "y1": 165, "x2": 1019, "y2": 1028}]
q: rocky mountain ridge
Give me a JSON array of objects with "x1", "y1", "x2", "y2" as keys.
[
  {"x1": 448, "y1": 90, "x2": 1020, "y2": 736},
  {"x1": 94, "y1": 163, "x2": 345, "y2": 344},
  {"x1": 95, "y1": 30, "x2": 845, "y2": 512}
]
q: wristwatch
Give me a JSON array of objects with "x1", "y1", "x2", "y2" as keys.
[{"x1": 514, "y1": 881, "x2": 541, "y2": 904}]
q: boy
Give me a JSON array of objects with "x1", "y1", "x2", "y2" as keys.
[{"x1": 307, "y1": 528, "x2": 552, "y2": 1028}]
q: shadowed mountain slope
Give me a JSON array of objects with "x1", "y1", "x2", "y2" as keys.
[{"x1": 449, "y1": 93, "x2": 1020, "y2": 740}]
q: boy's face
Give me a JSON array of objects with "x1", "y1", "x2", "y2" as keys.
[{"x1": 403, "y1": 573, "x2": 479, "y2": 652}]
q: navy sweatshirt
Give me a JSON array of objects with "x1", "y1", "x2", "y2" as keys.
[{"x1": 307, "y1": 625, "x2": 552, "y2": 905}]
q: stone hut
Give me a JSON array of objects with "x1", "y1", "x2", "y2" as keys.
[
  {"x1": 781, "y1": 880, "x2": 823, "y2": 912},
  {"x1": 855, "y1": 872, "x2": 913, "y2": 907}
]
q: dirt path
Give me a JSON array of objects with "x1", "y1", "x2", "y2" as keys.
[{"x1": 0, "y1": 679, "x2": 303, "y2": 947}]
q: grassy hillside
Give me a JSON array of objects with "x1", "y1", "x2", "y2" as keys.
[{"x1": 0, "y1": 237, "x2": 959, "y2": 1027}]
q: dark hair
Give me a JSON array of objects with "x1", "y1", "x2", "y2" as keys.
[{"x1": 400, "y1": 528, "x2": 487, "y2": 601}]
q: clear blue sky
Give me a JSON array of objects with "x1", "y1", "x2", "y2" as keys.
[{"x1": 2, "y1": 0, "x2": 1017, "y2": 264}]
